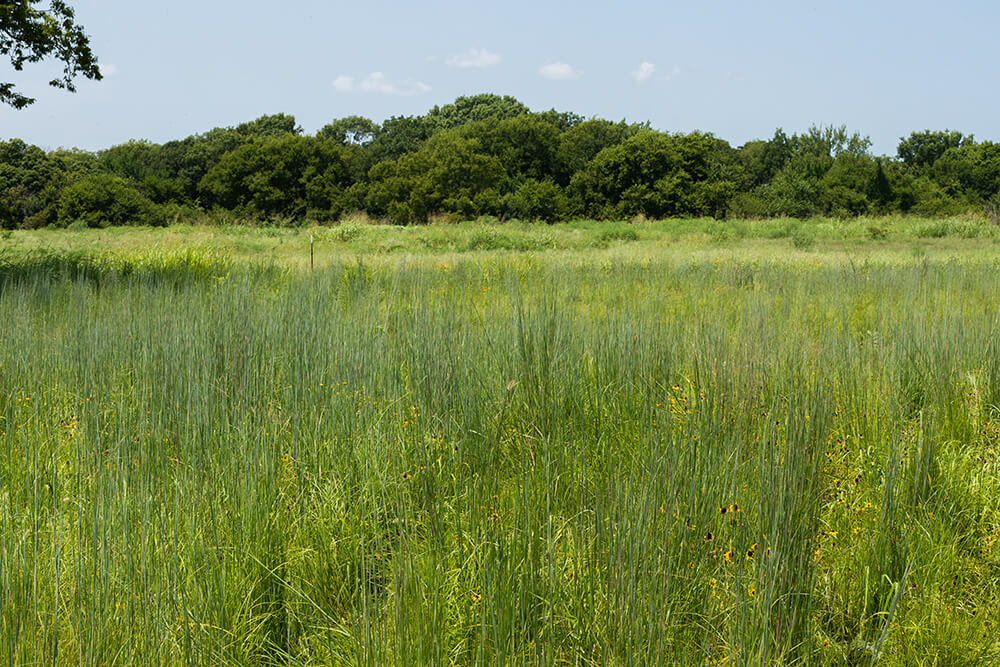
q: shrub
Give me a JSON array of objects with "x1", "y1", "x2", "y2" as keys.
[
  {"x1": 464, "y1": 228, "x2": 553, "y2": 252},
  {"x1": 866, "y1": 223, "x2": 889, "y2": 240},
  {"x1": 465, "y1": 229, "x2": 518, "y2": 251},
  {"x1": 791, "y1": 226, "x2": 816, "y2": 249},
  {"x1": 598, "y1": 226, "x2": 640, "y2": 243},
  {"x1": 333, "y1": 221, "x2": 366, "y2": 242},
  {"x1": 57, "y1": 173, "x2": 161, "y2": 227},
  {"x1": 502, "y1": 179, "x2": 567, "y2": 223}
]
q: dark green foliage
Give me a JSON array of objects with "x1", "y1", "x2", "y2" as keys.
[
  {"x1": 932, "y1": 141, "x2": 1000, "y2": 201},
  {"x1": 555, "y1": 118, "x2": 639, "y2": 184},
  {"x1": 98, "y1": 140, "x2": 188, "y2": 205},
  {"x1": 502, "y1": 179, "x2": 567, "y2": 222},
  {"x1": 56, "y1": 172, "x2": 160, "y2": 227},
  {"x1": 0, "y1": 139, "x2": 60, "y2": 227},
  {"x1": 738, "y1": 129, "x2": 794, "y2": 190},
  {"x1": 754, "y1": 126, "x2": 882, "y2": 218},
  {"x1": 153, "y1": 114, "x2": 302, "y2": 204},
  {"x1": 425, "y1": 93, "x2": 530, "y2": 129},
  {"x1": 235, "y1": 113, "x2": 302, "y2": 138},
  {"x1": 897, "y1": 130, "x2": 968, "y2": 169},
  {"x1": 365, "y1": 132, "x2": 504, "y2": 224},
  {"x1": 570, "y1": 131, "x2": 733, "y2": 219},
  {"x1": 467, "y1": 115, "x2": 562, "y2": 182},
  {"x1": 1, "y1": 0, "x2": 101, "y2": 108},
  {"x1": 367, "y1": 115, "x2": 436, "y2": 161},
  {"x1": 199, "y1": 135, "x2": 354, "y2": 220},
  {"x1": 318, "y1": 116, "x2": 380, "y2": 145},
  {"x1": 1, "y1": 95, "x2": 998, "y2": 226}
]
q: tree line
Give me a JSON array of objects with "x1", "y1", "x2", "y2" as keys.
[{"x1": 3, "y1": 94, "x2": 999, "y2": 228}]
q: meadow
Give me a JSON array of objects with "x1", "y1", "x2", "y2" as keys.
[{"x1": 2, "y1": 217, "x2": 1000, "y2": 665}]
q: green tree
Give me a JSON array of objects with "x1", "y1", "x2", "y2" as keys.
[
  {"x1": 57, "y1": 172, "x2": 160, "y2": 227},
  {"x1": 897, "y1": 130, "x2": 968, "y2": 169},
  {"x1": 757, "y1": 157, "x2": 827, "y2": 218},
  {"x1": 737, "y1": 129, "x2": 794, "y2": 189},
  {"x1": 502, "y1": 178, "x2": 567, "y2": 222},
  {"x1": 155, "y1": 114, "x2": 297, "y2": 204},
  {"x1": 933, "y1": 141, "x2": 1000, "y2": 200},
  {"x1": 366, "y1": 132, "x2": 503, "y2": 224},
  {"x1": 367, "y1": 114, "x2": 435, "y2": 161},
  {"x1": 425, "y1": 93, "x2": 529, "y2": 129},
  {"x1": 555, "y1": 119, "x2": 637, "y2": 184},
  {"x1": 794, "y1": 125, "x2": 871, "y2": 159},
  {"x1": 199, "y1": 135, "x2": 354, "y2": 220},
  {"x1": 819, "y1": 154, "x2": 881, "y2": 217},
  {"x1": 466, "y1": 114, "x2": 562, "y2": 183},
  {"x1": 569, "y1": 130, "x2": 733, "y2": 219},
  {"x1": 318, "y1": 116, "x2": 380, "y2": 145},
  {"x1": 1, "y1": 0, "x2": 101, "y2": 108},
  {"x1": 1, "y1": 138, "x2": 54, "y2": 226},
  {"x1": 235, "y1": 113, "x2": 302, "y2": 138},
  {"x1": 0, "y1": 138, "x2": 73, "y2": 227}
]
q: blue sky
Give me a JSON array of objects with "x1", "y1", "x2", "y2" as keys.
[{"x1": 2, "y1": 0, "x2": 997, "y2": 156}]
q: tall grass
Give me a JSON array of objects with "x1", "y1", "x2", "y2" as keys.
[{"x1": 2, "y1": 250, "x2": 999, "y2": 664}]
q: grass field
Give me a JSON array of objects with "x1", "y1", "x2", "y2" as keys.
[{"x1": 3, "y1": 218, "x2": 1000, "y2": 665}]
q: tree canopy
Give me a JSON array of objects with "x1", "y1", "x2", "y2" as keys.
[
  {"x1": 3, "y1": 95, "x2": 1000, "y2": 228},
  {"x1": 1, "y1": 0, "x2": 100, "y2": 108}
]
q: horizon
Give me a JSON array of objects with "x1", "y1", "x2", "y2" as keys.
[{"x1": 2, "y1": 0, "x2": 999, "y2": 157}]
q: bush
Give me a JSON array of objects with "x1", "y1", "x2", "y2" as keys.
[
  {"x1": 464, "y1": 228, "x2": 553, "y2": 252},
  {"x1": 790, "y1": 226, "x2": 816, "y2": 249},
  {"x1": 502, "y1": 179, "x2": 567, "y2": 223},
  {"x1": 57, "y1": 173, "x2": 161, "y2": 227},
  {"x1": 866, "y1": 224, "x2": 889, "y2": 240},
  {"x1": 333, "y1": 221, "x2": 366, "y2": 242},
  {"x1": 465, "y1": 229, "x2": 519, "y2": 251},
  {"x1": 598, "y1": 226, "x2": 640, "y2": 243},
  {"x1": 709, "y1": 221, "x2": 747, "y2": 243}
]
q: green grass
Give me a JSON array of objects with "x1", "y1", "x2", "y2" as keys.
[
  {"x1": 2, "y1": 222, "x2": 1000, "y2": 664},
  {"x1": 4, "y1": 213, "x2": 1000, "y2": 269}
]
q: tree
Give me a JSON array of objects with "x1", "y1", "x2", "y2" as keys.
[
  {"x1": 569, "y1": 130, "x2": 731, "y2": 219},
  {"x1": 318, "y1": 116, "x2": 380, "y2": 145},
  {"x1": 367, "y1": 114, "x2": 435, "y2": 161},
  {"x1": 465, "y1": 114, "x2": 562, "y2": 183},
  {"x1": 366, "y1": 132, "x2": 503, "y2": 224},
  {"x1": 502, "y1": 178, "x2": 567, "y2": 222},
  {"x1": 0, "y1": 137, "x2": 60, "y2": 226},
  {"x1": 555, "y1": 119, "x2": 637, "y2": 184},
  {"x1": 897, "y1": 130, "x2": 968, "y2": 169},
  {"x1": 737, "y1": 129, "x2": 794, "y2": 190},
  {"x1": 235, "y1": 113, "x2": 302, "y2": 138},
  {"x1": 793, "y1": 125, "x2": 871, "y2": 159},
  {"x1": 425, "y1": 93, "x2": 529, "y2": 130},
  {"x1": 1, "y1": 1, "x2": 101, "y2": 108},
  {"x1": 57, "y1": 172, "x2": 160, "y2": 227},
  {"x1": 199, "y1": 135, "x2": 355, "y2": 220}
]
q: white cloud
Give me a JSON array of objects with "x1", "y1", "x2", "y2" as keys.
[
  {"x1": 332, "y1": 72, "x2": 430, "y2": 96},
  {"x1": 538, "y1": 62, "x2": 579, "y2": 80},
  {"x1": 632, "y1": 62, "x2": 655, "y2": 83},
  {"x1": 446, "y1": 48, "x2": 501, "y2": 68},
  {"x1": 332, "y1": 75, "x2": 355, "y2": 92},
  {"x1": 99, "y1": 63, "x2": 118, "y2": 77}
]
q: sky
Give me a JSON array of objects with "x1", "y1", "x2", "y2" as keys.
[{"x1": 2, "y1": 0, "x2": 998, "y2": 156}]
